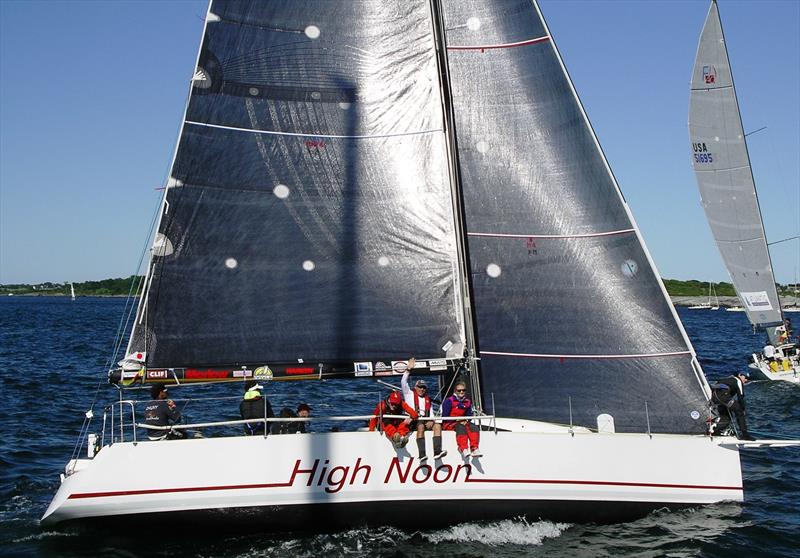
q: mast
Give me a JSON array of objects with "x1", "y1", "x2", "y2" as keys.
[{"x1": 428, "y1": 0, "x2": 482, "y2": 407}]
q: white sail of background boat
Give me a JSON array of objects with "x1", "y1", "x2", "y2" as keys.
[
  {"x1": 44, "y1": 0, "x2": 799, "y2": 529},
  {"x1": 70, "y1": 282, "x2": 75, "y2": 301},
  {"x1": 689, "y1": 0, "x2": 799, "y2": 382},
  {"x1": 688, "y1": 282, "x2": 720, "y2": 310}
]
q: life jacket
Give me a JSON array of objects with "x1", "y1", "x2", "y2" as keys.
[
  {"x1": 369, "y1": 399, "x2": 418, "y2": 431},
  {"x1": 412, "y1": 391, "x2": 431, "y2": 417},
  {"x1": 444, "y1": 394, "x2": 472, "y2": 418},
  {"x1": 376, "y1": 400, "x2": 403, "y2": 426}
]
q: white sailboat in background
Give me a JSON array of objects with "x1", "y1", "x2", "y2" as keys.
[
  {"x1": 70, "y1": 282, "x2": 76, "y2": 301},
  {"x1": 44, "y1": 0, "x2": 800, "y2": 529},
  {"x1": 689, "y1": 0, "x2": 798, "y2": 382},
  {"x1": 688, "y1": 282, "x2": 719, "y2": 310}
]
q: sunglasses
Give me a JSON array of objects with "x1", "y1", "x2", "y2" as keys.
[{"x1": 455, "y1": 389, "x2": 466, "y2": 393}]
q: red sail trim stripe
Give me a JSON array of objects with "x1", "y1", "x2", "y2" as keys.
[
  {"x1": 447, "y1": 35, "x2": 550, "y2": 51},
  {"x1": 468, "y1": 229, "x2": 635, "y2": 239},
  {"x1": 481, "y1": 350, "x2": 692, "y2": 360},
  {"x1": 466, "y1": 478, "x2": 743, "y2": 491},
  {"x1": 68, "y1": 477, "x2": 741, "y2": 500}
]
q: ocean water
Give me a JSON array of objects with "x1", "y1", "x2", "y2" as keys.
[{"x1": 0, "y1": 297, "x2": 798, "y2": 557}]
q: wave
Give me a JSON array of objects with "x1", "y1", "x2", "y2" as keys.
[{"x1": 421, "y1": 517, "x2": 569, "y2": 546}]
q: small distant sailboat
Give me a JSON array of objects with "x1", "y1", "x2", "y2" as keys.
[
  {"x1": 70, "y1": 282, "x2": 76, "y2": 301},
  {"x1": 688, "y1": 282, "x2": 719, "y2": 310},
  {"x1": 689, "y1": 0, "x2": 798, "y2": 382}
]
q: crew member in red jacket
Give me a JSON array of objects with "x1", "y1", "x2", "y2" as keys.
[
  {"x1": 369, "y1": 391, "x2": 418, "y2": 448},
  {"x1": 441, "y1": 381, "x2": 482, "y2": 459},
  {"x1": 402, "y1": 357, "x2": 446, "y2": 462}
]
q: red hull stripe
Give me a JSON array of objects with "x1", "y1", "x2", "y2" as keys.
[
  {"x1": 67, "y1": 477, "x2": 740, "y2": 500},
  {"x1": 447, "y1": 35, "x2": 550, "y2": 51},
  {"x1": 466, "y1": 478, "x2": 743, "y2": 491},
  {"x1": 68, "y1": 481, "x2": 292, "y2": 499}
]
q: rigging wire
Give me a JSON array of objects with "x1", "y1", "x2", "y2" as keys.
[{"x1": 72, "y1": 191, "x2": 165, "y2": 460}]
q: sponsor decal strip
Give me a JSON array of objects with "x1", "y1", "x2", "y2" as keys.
[
  {"x1": 481, "y1": 350, "x2": 692, "y2": 360},
  {"x1": 447, "y1": 35, "x2": 550, "y2": 51},
  {"x1": 68, "y1": 477, "x2": 740, "y2": 500},
  {"x1": 467, "y1": 229, "x2": 635, "y2": 239}
]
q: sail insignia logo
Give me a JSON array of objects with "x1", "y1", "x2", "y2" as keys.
[
  {"x1": 702, "y1": 65, "x2": 716, "y2": 84},
  {"x1": 305, "y1": 137, "x2": 326, "y2": 149},
  {"x1": 254, "y1": 366, "x2": 273, "y2": 380}
]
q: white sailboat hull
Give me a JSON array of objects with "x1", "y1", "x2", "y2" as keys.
[
  {"x1": 42, "y1": 428, "x2": 743, "y2": 527},
  {"x1": 748, "y1": 358, "x2": 800, "y2": 383}
]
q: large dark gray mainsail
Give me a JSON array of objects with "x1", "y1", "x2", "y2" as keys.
[
  {"x1": 689, "y1": 0, "x2": 783, "y2": 344},
  {"x1": 127, "y1": 0, "x2": 465, "y2": 368},
  {"x1": 440, "y1": 0, "x2": 710, "y2": 433}
]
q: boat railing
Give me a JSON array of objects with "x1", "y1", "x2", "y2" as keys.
[
  {"x1": 98, "y1": 398, "x2": 495, "y2": 445},
  {"x1": 93, "y1": 392, "x2": 680, "y2": 452},
  {"x1": 136, "y1": 414, "x2": 496, "y2": 434}
]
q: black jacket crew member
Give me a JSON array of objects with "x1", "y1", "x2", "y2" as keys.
[
  {"x1": 240, "y1": 381, "x2": 274, "y2": 435},
  {"x1": 713, "y1": 373, "x2": 753, "y2": 440},
  {"x1": 144, "y1": 384, "x2": 183, "y2": 440}
]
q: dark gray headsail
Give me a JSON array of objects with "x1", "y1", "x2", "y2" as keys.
[
  {"x1": 689, "y1": 0, "x2": 784, "y2": 344},
  {"x1": 439, "y1": 0, "x2": 710, "y2": 434},
  {"x1": 126, "y1": 0, "x2": 465, "y2": 370}
]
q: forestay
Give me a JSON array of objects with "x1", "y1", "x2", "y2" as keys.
[
  {"x1": 128, "y1": 0, "x2": 465, "y2": 369},
  {"x1": 441, "y1": 0, "x2": 709, "y2": 434},
  {"x1": 689, "y1": 0, "x2": 783, "y2": 342}
]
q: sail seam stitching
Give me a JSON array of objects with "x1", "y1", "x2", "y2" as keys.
[
  {"x1": 467, "y1": 229, "x2": 635, "y2": 239},
  {"x1": 690, "y1": 85, "x2": 734, "y2": 91},
  {"x1": 714, "y1": 237, "x2": 766, "y2": 244},
  {"x1": 695, "y1": 164, "x2": 750, "y2": 172},
  {"x1": 481, "y1": 350, "x2": 692, "y2": 360},
  {"x1": 447, "y1": 35, "x2": 550, "y2": 51},
  {"x1": 185, "y1": 120, "x2": 442, "y2": 140}
]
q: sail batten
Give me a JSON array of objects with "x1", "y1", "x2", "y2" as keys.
[
  {"x1": 185, "y1": 120, "x2": 443, "y2": 139},
  {"x1": 481, "y1": 350, "x2": 693, "y2": 360},
  {"x1": 468, "y1": 229, "x2": 635, "y2": 239},
  {"x1": 446, "y1": 35, "x2": 550, "y2": 50}
]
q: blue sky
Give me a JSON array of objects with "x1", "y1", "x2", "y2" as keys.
[{"x1": 1, "y1": 0, "x2": 798, "y2": 285}]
